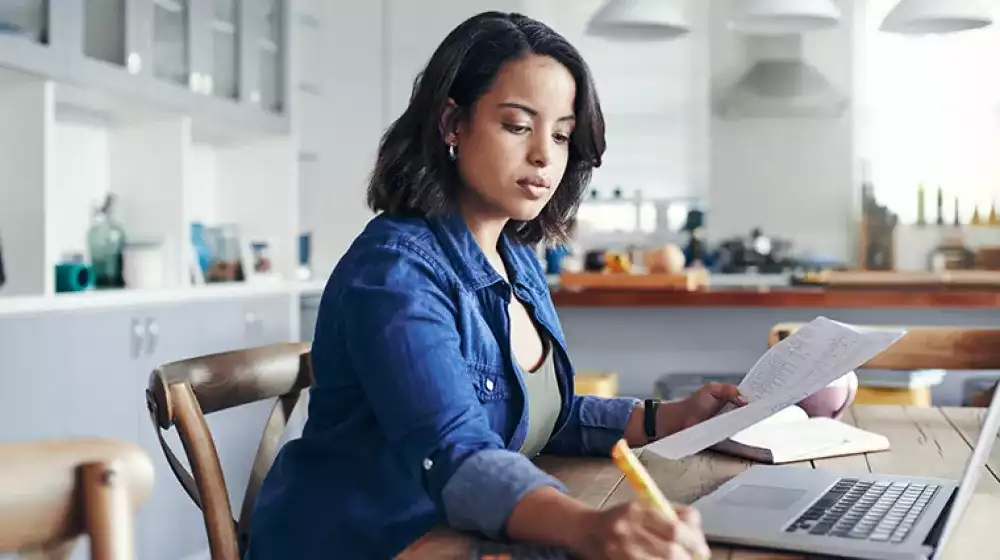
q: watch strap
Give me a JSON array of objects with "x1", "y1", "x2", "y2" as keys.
[{"x1": 644, "y1": 399, "x2": 659, "y2": 440}]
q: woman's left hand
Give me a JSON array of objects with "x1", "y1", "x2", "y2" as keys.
[{"x1": 659, "y1": 383, "x2": 747, "y2": 436}]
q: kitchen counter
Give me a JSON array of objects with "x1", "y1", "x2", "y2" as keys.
[
  {"x1": 551, "y1": 284, "x2": 1000, "y2": 402},
  {"x1": 551, "y1": 287, "x2": 1000, "y2": 308}
]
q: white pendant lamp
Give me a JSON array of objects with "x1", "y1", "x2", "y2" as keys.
[
  {"x1": 729, "y1": 0, "x2": 842, "y2": 35},
  {"x1": 880, "y1": 0, "x2": 993, "y2": 35},
  {"x1": 586, "y1": 0, "x2": 691, "y2": 41}
]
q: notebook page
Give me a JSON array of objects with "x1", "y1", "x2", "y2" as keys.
[
  {"x1": 730, "y1": 417, "x2": 885, "y2": 455},
  {"x1": 645, "y1": 317, "x2": 904, "y2": 460}
]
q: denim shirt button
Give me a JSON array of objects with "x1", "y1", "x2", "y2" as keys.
[
  {"x1": 422, "y1": 458, "x2": 433, "y2": 471},
  {"x1": 485, "y1": 379, "x2": 495, "y2": 392}
]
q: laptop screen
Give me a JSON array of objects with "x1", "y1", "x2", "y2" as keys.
[{"x1": 932, "y1": 385, "x2": 1000, "y2": 559}]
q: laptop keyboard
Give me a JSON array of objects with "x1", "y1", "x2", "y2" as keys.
[{"x1": 785, "y1": 478, "x2": 940, "y2": 543}]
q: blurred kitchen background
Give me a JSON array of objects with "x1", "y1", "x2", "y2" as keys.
[{"x1": 2, "y1": 1, "x2": 1000, "y2": 558}]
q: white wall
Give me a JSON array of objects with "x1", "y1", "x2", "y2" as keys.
[
  {"x1": 707, "y1": 0, "x2": 859, "y2": 262},
  {"x1": 296, "y1": 0, "x2": 388, "y2": 279},
  {"x1": 383, "y1": 0, "x2": 528, "y2": 128},
  {"x1": 0, "y1": 78, "x2": 52, "y2": 296},
  {"x1": 51, "y1": 116, "x2": 111, "y2": 261},
  {"x1": 524, "y1": 0, "x2": 710, "y2": 200}
]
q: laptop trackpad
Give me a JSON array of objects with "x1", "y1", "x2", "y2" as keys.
[{"x1": 719, "y1": 484, "x2": 807, "y2": 511}]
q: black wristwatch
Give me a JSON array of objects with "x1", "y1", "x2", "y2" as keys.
[{"x1": 644, "y1": 398, "x2": 660, "y2": 441}]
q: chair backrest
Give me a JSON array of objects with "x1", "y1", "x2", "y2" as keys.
[
  {"x1": 0, "y1": 438, "x2": 154, "y2": 560},
  {"x1": 145, "y1": 343, "x2": 312, "y2": 560},
  {"x1": 769, "y1": 323, "x2": 1000, "y2": 370}
]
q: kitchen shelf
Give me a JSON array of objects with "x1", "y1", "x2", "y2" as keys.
[{"x1": 0, "y1": 69, "x2": 297, "y2": 300}]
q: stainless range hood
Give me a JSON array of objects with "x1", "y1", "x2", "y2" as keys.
[{"x1": 715, "y1": 35, "x2": 848, "y2": 120}]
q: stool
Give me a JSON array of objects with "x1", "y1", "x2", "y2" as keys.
[
  {"x1": 575, "y1": 371, "x2": 619, "y2": 397},
  {"x1": 855, "y1": 385, "x2": 932, "y2": 407},
  {"x1": 855, "y1": 369, "x2": 943, "y2": 408}
]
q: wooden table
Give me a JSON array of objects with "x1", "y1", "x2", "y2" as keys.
[{"x1": 399, "y1": 406, "x2": 1000, "y2": 559}]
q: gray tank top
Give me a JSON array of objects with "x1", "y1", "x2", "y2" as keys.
[{"x1": 517, "y1": 340, "x2": 562, "y2": 458}]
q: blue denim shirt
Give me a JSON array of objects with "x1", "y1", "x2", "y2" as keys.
[{"x1": 247, "y1": 212, "x2": 640, "y2": 559}]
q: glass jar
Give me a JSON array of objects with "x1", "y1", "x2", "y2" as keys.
[{"x1": 87, "y1": 195, "x2": 126, "y2": 288}]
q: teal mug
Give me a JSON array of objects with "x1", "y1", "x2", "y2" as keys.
[{"x1": 55, "y1": 262, "x2": 94, "y2": 293}]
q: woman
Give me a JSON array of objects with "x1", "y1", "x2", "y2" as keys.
[{"x1": 250, "y1": 11, "x2": 745, "y2": 560}]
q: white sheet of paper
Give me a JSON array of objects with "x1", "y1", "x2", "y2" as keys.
[{"x1": 644, "y1": 317, "x2": 905, "y2": 460}]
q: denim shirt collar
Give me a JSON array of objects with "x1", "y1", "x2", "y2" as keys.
[{"x1": 426, "y1": 211, "x2": 543, "y2": 295}]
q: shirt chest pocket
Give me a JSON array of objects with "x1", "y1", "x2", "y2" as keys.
[
  {"x1": 465, "y1": 361, "x2": 518, "y2": 442},
  {"x1": 466, "y1": 361, "x2": 508, "y2": 402}
]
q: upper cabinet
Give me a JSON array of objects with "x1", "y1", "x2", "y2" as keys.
[
  {"x1": 210, "y1": 0, "x2": 240, "y2": 101},
  {"x1": 0, "y1": 0, "x2": 291, "y2": 135},
  {"x1": 0, "y1": 1, "x2": 48, "y2": 43},
  {"x1": 0, "y1": 0, "x2": 62, "y2": 75},
  {"x1": 253, "y1": 0, "x2": 286, "y2": 114},
  {"x1": 151, "y1": 0, "x2": 193, "y2": 89}
]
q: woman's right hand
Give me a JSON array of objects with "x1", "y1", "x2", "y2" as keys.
[{"x1": 571, "y1": 501, "x2": 711, "y2": 560}]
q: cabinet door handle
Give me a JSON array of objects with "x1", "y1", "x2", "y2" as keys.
[
  {"x1": 130, "y1": 318, "x2": 147, "y2": 359},
  {"x1": 145, "y1": 318, "x2": 160, "y2": 356},
  {"x1": 189, "y1": 72, "x2": 203, "y2": 93},
  {"x1": 127, "y1": 52, "x2": 142, "y2": 75}
]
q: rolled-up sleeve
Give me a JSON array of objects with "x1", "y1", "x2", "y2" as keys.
[
  {"x1": 339, "y1": 240, "x2": 565, "y2": 539},
  {"x1": 542, "y1": 395, "x2": 640, "y2": 457}
]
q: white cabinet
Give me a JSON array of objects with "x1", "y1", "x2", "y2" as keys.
[
  {"x1": 0, "y1": 310, "x2": 135, "y2": 443},
  {"x1": 0, "y1": 0, "x2": 292, "y2": 130},
  {"x1": 0, "y1": 1, "x2": 63, "y2": 77},
  {"x1": 0, "y1": 293, "x2": 296, "y2": 560}
]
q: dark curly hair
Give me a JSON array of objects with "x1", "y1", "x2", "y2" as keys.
[{"x1": 367, "y1": 11, "x2": 606, "y2": 245}]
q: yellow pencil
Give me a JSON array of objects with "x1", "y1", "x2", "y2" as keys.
[
  {"x1": 611, "y1": 439, "x2": 710, "y2": 560},
  {"x1": 610, "y1": 439, "x2": 677, "y2": 521}
]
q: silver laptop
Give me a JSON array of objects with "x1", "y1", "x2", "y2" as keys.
[{"x1": 692, "y1": 386, "x2": 1000, "y2": 560}]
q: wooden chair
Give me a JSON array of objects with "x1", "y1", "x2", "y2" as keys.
[
  {"x1": 769, "y1": 324, "x2": 1000, "y2": 406},
  {"x1": 0, "y1": 438, "x2": 154, "y2": 559},
  {"x1": 144, "y1": 343, "x2": 312, "y2": 560}
]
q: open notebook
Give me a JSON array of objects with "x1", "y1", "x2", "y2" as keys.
[{"x1": 710, "y1": 405, "x2": 890, "y2": 464}]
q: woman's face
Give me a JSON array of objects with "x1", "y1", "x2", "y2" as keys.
[{"x1": 450, "y1": 54, "x2": 577, "y2": 224}]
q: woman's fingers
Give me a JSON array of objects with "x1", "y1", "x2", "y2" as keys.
[
  {"x1": 641, "y1": 504, "x2": 710, "y2": 560},
  {"x1": 677, "y1": 505, "x2": 702, "y2": 529},
  {"x1": 703, "y1": 383, "x2": 747, "y2": 406}
]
